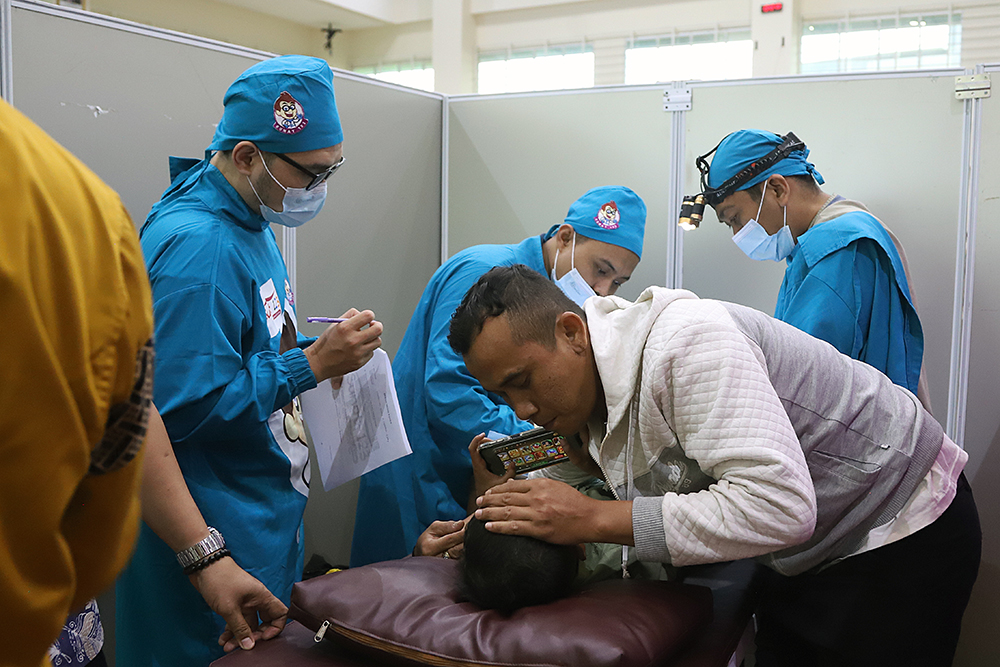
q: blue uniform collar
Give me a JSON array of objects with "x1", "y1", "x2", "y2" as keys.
[
  {"x1": 156, "y1": 151, "x2": 270, "y2": 233},
  {"x1": 523, "y1": 234, "x2": 548, "y2": 275},
  {"x1": 788, "y1": 202, "x2": 913, "y2": 303}
]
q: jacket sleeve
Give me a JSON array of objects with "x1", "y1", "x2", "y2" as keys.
[
  {"x1": 423, "y1": 261, "x2": 534, "y2": 448},
  {"x1": 297, "y1": 332, "x2": 318, "y2": 349},
  {"x1": 1, "y1": 187, "x2": 153, "y2": 667},
  {"x1": 151, "y1": 281, "x2": 317, "y2": 443},
  {"x1": 632, "y1": 307, "x2": 817, "y2": 567}
]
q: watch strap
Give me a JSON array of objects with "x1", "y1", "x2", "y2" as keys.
[{"x1": 175, "y1": 527, "x2": 226, "y2": 568}]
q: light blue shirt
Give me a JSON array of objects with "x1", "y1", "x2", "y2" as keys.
[
  {"x1": 117, "y1": 155, "x2": 317, "y2": 666},
  {"x1": 351, "y1": 236, "x2": 546, "y2": 565},
  {"x1": 775, "y1": 207, "x2": 923, "y2": 394}
]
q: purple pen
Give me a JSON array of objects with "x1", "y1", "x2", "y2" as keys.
[{"x1": 306, "y1": 317, "x2": 347, "y2": 323}]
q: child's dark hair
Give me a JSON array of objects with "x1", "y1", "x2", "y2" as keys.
[{"x1": 460, "y1": 517, "x2": 579, "y2": 613}]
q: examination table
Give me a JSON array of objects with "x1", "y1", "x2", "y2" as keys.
[{"x1": 212, "y1": 558, "x2": 760, "y2": 667}]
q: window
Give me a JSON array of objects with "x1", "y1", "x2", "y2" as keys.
[
  {"x1": 477, "y1": 45, "x2": 595, "y2": 94},
  {"x1": 624, "y1": 29, "x2": 753, "y2": 84},
  {"x1": 800, "y1": 12, "x2": 961, "y2": 73},
  {"x1": 354, "y1": 63, "x2": 435, "y2": 92}
]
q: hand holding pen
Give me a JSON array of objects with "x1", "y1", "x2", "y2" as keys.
[{"x1": 303, "y1": 308, "x2": 383, "y2": 383}]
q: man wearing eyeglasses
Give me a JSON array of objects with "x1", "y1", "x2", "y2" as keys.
[{"x1": 116, "y1": 56, "x2": 382, "y2": 666}]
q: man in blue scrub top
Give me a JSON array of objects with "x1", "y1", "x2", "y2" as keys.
[
  {"x1": 697, "y1": 129, "x2": 927, "y2": 402},
  {"x1": 116, "y1": 56, "x2": 383, "y2": 666},
  {"x1": 351, "y1": 186, "x2": 647, "y2": 566},
  {"x1": 694, "y1": 130, "x2": 947, "y2": 664}
]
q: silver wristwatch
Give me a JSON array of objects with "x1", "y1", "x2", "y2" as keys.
[{"x1": 175, "y1": 527, "x2": 226, "y2": 568}]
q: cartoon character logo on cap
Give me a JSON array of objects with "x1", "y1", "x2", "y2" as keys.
[
  {"x1": 595, "y1": 201, "x2": 621, "y2": 230},
  {"x1": 273, "y1": 91, "x2": 309, "y2": 135}
]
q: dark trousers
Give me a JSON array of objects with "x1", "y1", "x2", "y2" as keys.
[{"x1": 754, "y1": 473, "x2": 981, "y2": 667}]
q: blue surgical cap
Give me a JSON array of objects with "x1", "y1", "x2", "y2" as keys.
[
  {"x1": 209, "y1": 55, "x2": 343, "y2": 153},
  {"x1": 545, "y1": 186, "x2": 647, "y2": 259},
  {"x1": 707, "y1": 129, "x2": 824, "y2": 193}
]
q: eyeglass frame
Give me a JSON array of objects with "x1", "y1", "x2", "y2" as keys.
[{"x1": 269, "y1": 151, "x2": 346, "y2": 191}]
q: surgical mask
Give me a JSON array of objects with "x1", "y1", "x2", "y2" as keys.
[
  {"x1": 731, "y1": 181, "x2": 795, "y2": 262},
  {"x1": 551, "y1": 233, "x2": 597, "y2": 307},
  {"x1": 247, "y1": 158, "x2": 327, "y2": 228}
]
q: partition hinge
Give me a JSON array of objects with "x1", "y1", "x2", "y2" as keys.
[
  {"x1": 955, "y1": 74, "x2": 990, "y2": 100},
  {"x1": 663, "y1": 87, "x2": 692, "y2": 111}
]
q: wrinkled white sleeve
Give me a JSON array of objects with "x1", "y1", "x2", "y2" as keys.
[{"x1": 632, "y1": 308, "x2": 817, "y2": 566}]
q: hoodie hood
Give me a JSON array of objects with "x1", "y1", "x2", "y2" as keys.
[
  {"x1": 584, "y1": 287, "x2": 700, "y2": 491},
  {"x1": 586, "y1": 287, "x2": 700, "y2": 432}
]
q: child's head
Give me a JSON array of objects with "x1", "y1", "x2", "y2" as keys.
[{"x1": 460, "y1": 517, "x2": 579, "y2": 613}]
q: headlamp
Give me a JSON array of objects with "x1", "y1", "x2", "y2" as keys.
[
  {"x1": 678, "y1": 194, "x2": 706, "y2": 230},
  {"x1": 678, "y1": 131, "x2": 805, "y2": 229}
]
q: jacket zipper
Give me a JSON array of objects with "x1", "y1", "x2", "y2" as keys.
[{"x1": 594, "y1": 438, "x2": 630, "y2": 578}]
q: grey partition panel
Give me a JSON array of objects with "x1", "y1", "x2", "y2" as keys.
[
  {"x1": 295, "y1": 80, "x2": 441, "y2": 358},
  {"x1": 953, "y1": 66, "x2": 1000, "y2": 667},
  {"x1": 296, "y1": 79, "x2": 442, "y2": 568},
  {"x1": 448, "y1": 88, "x2": 671, "y2": 301},
  {"x1": 10, "y1": 6, "x2": 270, "y2": 245},
  {"x1": 682, "y1": 74, "x2": 965, "y2": 413}
]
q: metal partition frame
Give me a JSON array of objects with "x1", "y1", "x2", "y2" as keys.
[
  {"x1": 962, "y1": 61, "x2": 998, "y2": 475},
  {"x1": 947, "y1": 63, "x2": 985, "y2": 450},
  {"x1": 0, "y1": 0, "x2": 12, "y2": 102},
  {"x1": 953, "y1": 61, "x2": 1000, "y2": 667}
]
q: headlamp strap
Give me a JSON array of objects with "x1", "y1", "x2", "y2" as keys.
[{"x1": 697, "y1": 131, "x2": 805, "y2": 206}]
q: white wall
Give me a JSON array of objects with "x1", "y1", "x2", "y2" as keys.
[
  {"x1": 43, "y1": 0, "x2": 348, "y2": 66},
  {"x1": 751, "y1": 0, "x2": 799, "y2": 77},
  {"x1": 53, "y1": 0, "x2": 1000, "y2": 87},
  {"x1": 340, "y1": 0, "x2": 1000, "y2": 85},
  {"x1": 338, "y1": 19, "x2": 434, "y2": 70}
]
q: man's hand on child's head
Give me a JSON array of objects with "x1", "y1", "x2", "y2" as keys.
[{"x1": 475, "y1": 478, "x2": 635, "y2": 548}]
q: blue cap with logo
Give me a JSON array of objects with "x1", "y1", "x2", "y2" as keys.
[
  {"x1": 707, "y1": 129, "x2": 824, "y2": 192},
  {"x1": 209, "y1": 55, "x2": 343, "y2": 153},
  {"x1": 545, "y1": 185, "x2": 647, "y2": 259}
]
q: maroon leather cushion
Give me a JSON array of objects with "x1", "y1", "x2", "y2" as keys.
[{"x1": 288, "y1": 557, "x2": 713, "y2": 667}]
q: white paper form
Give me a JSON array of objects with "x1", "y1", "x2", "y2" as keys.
[{"x1": 299, "y1": 348, "x2": 412, "y2": 491}]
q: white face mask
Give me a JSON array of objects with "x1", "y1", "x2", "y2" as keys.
[
  {"x1": 551, "y1": 233, "x2": 597, "y2": 307},
  {"x1": 731, "y1": 181, "x2": 795, "y2": 262},
  {"x1": 247, "y1": 157, "x2": 327, "y2": 228}
]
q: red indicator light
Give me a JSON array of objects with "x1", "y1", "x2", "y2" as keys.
[{"x1": 761, "y1": 3, "x2": 783, "y2": 12}]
